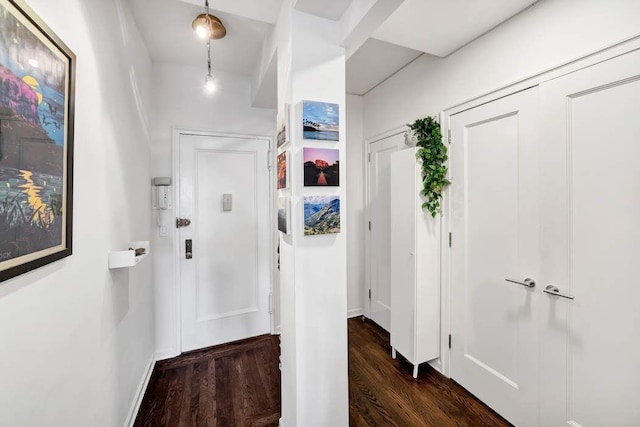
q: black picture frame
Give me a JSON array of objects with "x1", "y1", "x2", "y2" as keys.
[{"x1": 0, "y1": 0, "x2": 75, "y2": 282}]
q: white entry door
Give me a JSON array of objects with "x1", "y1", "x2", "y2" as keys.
[
  {"x1": 450, "y1": 88, "x2": 540, "y2": 427},
  {"x1": 178, "y1": 133, "x2": 272, "y2": 352},
  {"x1": 537, "y1": 49, "x2": 640, "y2": 427},
  {"x1": 368, "y1": 133, "x2": 405, "y2": 331}
]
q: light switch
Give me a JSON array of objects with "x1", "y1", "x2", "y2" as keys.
[
  {"x1": 223, "y1": 193, "x2": 232, "y2": 211},
  {"x1": 159, "y1": 225, "x2": 168, "y2": 237}
]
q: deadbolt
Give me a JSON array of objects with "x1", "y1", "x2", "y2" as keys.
[{"x1": 185, "y1": 239, "x2": 192, "y2": 259}]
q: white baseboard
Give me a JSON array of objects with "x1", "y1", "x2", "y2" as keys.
[
  {"x1": 274, "y1": 324, "x2": 281, "y2": 335},
  {"x1": 155, "y1": 348, "x2": 179, "y2": 361},
  {"x1": 428, "y1": 357, "x2": 443, "y2": 375},
  {"x1": 125, "y1": 354, "x2": 156, "y2": 427},
  {"x1": 347, "y1": 308, "x2": 364, "y2": 319}
]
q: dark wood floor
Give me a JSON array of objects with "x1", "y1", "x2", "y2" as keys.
[
  {"x1": 349, "y1": 317, "x2": 512, "y2": 426},
  {"x1": 134, "y1": 334, "x2": 281, "y2": 427},
  {"x1": 135, "y1": 318, "x2": 511, "y2": 426}
]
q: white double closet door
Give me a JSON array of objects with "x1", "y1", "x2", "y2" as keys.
[{"x1": 450, "y1": 49, "x2": 640, "y2": 426}]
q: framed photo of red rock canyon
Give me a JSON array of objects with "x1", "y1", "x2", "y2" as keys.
[{"x1": 0, "y1": 0, "x2": 75, "y2": 282}]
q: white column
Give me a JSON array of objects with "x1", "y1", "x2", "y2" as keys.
[{"x1": 276, "y1": 3, "x2": 348, "y2": 426}]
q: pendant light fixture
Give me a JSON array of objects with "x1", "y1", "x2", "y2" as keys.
[
  {"x1": 192, "y1": 0, "x2": 226, "y2": 93},
  {"x1": 192, "y1": 0, "x2": 227, "y2": 40}
]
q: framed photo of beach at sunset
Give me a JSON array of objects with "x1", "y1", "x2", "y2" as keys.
[
  {"x1": 302, "y1": 100, "x2": 339, "y2": 141},
  {"x1": 303, "y1": 148, "x2": 339, "y2": 187},
  {"x1": 0, "y1": 0, "x2": 75, "y2": 282}
]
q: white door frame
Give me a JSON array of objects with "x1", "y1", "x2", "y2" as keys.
[
  {"x1": 172, "y1": 128, "x2": 276, "y2": 355},
  {"x1": 364, "y1": 125, "x2": 407, "y2": 321}
]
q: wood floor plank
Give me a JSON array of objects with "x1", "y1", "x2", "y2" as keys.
[
  {"x1": 214, "y1": 355, "x2": 235, "y2": 427},
  {"x1": 198, "y1": 358, "x2": 217, "y2": 426}
]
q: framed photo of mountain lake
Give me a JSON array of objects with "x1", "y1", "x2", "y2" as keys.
[
  {"x1": 302, "y1": 100, "x2": 339, "y2": 141},
  {"x1": 303, "y1": 196, "x2": 340, "y2": 236},
  {"x1": 0, "y1": 0, "x2": 76, "y2": 282}
]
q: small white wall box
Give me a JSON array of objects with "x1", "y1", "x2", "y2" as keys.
[
  {"x1": 222, "y1": 193, "x2": 232, "y2": 211},
  {"x1": 152, "y1": 177, "x2": 172, "y2": 210},
  {"x1": 109, "y1": 241, "x2": 150, "y2": 269}
]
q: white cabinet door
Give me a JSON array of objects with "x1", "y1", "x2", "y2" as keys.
[
  {"x1": 450, "y1": 88, "x2": 540, "y2": 427},
  {"x1": 179, "y1": 134, "x2": 272, "y2": 352},
  {"x1": 538, "y1": 49, "x2": 640, "y2": 427},
  {"x1": 368, "y1": 133, "x2": 404, "y2": 331},
  {"x1": 390, "y1": 147, "x2": 441, "y2": 378}
]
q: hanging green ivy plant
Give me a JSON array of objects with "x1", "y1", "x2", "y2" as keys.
[{"x1": 409, "y1": 116, "x2": 450, "y2": 217}]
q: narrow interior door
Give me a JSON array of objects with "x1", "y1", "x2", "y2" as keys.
[
  {"x1": 368, "y1": 133, "x2": 404, "y2": 331},
  {"x1": 450, "y1": 88, "x2": 540, "y2": 427}
]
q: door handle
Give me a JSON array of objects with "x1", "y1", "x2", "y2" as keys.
[
  {"x1": 544, "y1": 284, "x2": 574, "y2": 300},
  {"x1": 505, "y1": 278, "x2": 536, "y2": 288}
]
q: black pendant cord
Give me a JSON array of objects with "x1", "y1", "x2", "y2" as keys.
[{"x1": 207, "y1": 38, "x2": 212, "y2": 77}]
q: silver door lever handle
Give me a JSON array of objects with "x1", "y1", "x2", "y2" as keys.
[
  {"x1": 544, "y1": 284, "x2": 574, "y2": 300},
  {"x1": 505, "y1": 278, "x2": 536, "y2": 288}
]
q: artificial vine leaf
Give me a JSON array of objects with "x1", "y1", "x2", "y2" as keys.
[{"x1": 409, "y1": 116, "x2": 451, "y2": 217}]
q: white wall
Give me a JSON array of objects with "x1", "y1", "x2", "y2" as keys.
[
  {"x1": 277, "y1": 7, "x2": 349, "y2": 425},
  {"x1": 0, "y1": 0, "x2": 154, "y2": 425},
  {"x1": 364, "y1": 0, "x2": 640, "y2": 138},
  {"x1": 346, "y1": 94, "x2": 366, "y2": 317},
  {"x1": 150, "y1": 62, "x2": 275, "y2": 358}
]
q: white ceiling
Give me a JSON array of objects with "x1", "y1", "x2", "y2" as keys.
[
  {"x1": 373, "y1": 0, "x2": 538, "y2": 57},
  {"x1": 128, "y1": 0, "x2": 540, "y2": 104},
  {"x1": 129, "y1": 0, "x2": 272, "y2": 75},
  {"x1": 346, "y1": 39, "x2": 422, "y2": 95},
  {"x1": 294, "y1": 0, "x2": 354, "y2": 21},
  {"x1": 178, "y1": 0, "x2": 284, "y2": 24}
]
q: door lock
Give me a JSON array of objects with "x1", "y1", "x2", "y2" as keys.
[
  {"x1": 176, "y1": 218, "x2": 191, "y2": 228},
  {"x1": 185, "y1": 239, "x2": 192, "y2": 259}
]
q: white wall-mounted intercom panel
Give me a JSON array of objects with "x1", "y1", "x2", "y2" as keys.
[{"x1": 152, "y1": 177, "x2": 172, "y2": 210}]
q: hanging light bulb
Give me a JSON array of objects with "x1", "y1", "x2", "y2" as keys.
[
  {"x1": 204, "y1": 75, "x2": 216, "y2": 92},
  {"x1": 204, "y1": 40, "x2": 216, "y2": 93},
  {"x1": 195, "y1": 23, "x2": 209, "y2": 39}
]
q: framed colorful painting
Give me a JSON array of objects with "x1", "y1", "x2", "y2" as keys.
[
  {"x1": 277, "y1": 150, "x2": 288, "y2": 190},
  {"x1": 0, "y1": 0, "x2": 75, "y2": 282}
]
